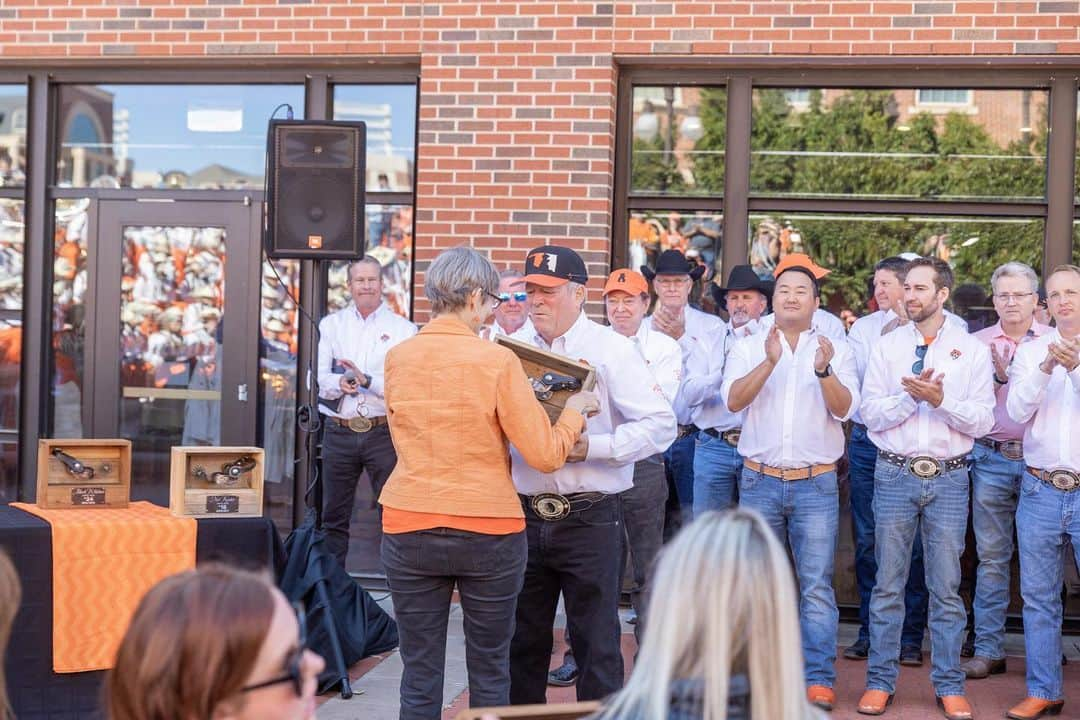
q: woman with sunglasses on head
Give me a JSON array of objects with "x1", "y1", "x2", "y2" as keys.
[{"x1": 106, "y1": 564, "x2": 324, "y2": 720}]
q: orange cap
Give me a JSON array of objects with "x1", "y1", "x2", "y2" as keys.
[
  {"x1": 773, "y1": 252, "x2": 830, "y2": 279},
  {"x1": 603, "y1": 269, "x2": 649, "y2": 297}
]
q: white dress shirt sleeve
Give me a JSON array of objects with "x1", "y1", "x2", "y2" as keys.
[
  {"x1": 859, "y1": 342, "x2": 918, "y2": 432},
  {"x1": 831, "y1": 341, "x2": 861, "y2": 422},
  {"x1": 933, "y1": 343, "x2": 995, "y2": 438},
  {"x1": 1071, "y1": 364, "x2": 1080, "y2": 393},
  {"x1": 1006, "y1": 342, "x2": 1052, "y2": 424},
  {"x1": 585, "y1": 342, "x2": 677, "y2": 466},
  {"x1": 846, "y1": 317, "x2": 872, "y2": 381},
  {"x1": 317, "y1": 314, "x2": 343, "y2": 400},
  {"x1": 679, "y1": 330, "x2": 724, "y2": 411},
  {"x1": 719, "y1": 336, "x2": 754, "y2": 413}
]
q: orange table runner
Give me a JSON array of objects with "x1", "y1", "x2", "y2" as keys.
[{"x1": 11, "y1": 501, "x2": 197, "y2": 673}]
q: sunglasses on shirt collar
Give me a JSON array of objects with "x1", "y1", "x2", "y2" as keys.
[
  {"x1": 912, "y1": 344, "x2": 929, "y2": 375},
  {"x1": 240, "y1": 602, "x2": 307, "y2": 697}
]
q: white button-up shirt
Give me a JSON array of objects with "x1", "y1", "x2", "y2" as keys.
[
  {"x1": 510, "y1": 312, "x2": 677, "y2": 495},
  {"x1": 630, "y1": 320, "x2": 682, "y2": 405},
  {"x1": 317, "y1": 302, "x2": 418, "y2": 419},
  {"x1": 760, "y1": 308, "x2": 847, "y2": 343},
  {"x1": 720, "y1": 328, "x2": 860, "y2": 467},
  {"x1": 486, "y1": 316, "x2": 535, "y2": 343},
  {"x1": 678, "y1": 319, "x2": 762, "y2": 432},
  {"x1": 1006, "y1": 330, "x2": 1080, "y2": 471},
  {"x1": 861, "y1": 320, "x2": 994, "y2": 458},
  {"x1": 648, "y1": 304, "x2": 724, "y2": 359}
]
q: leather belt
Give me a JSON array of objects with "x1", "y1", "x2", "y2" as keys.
[
  {"x1": 743, "y1": 458, "x2": 836, "y2": 481},
  {"x1": 1028, "y1": 466, "x2": 1080, "y2": 492},
  {"x1": 519, "y1": 491, "x2": 611, "y2": 521},
  {"x1": 878, "y1": 450, "x2": 967, "y2": 479},
  {"x1": 976, "y1": 436, "x2": 1024, "y2": 461},
  {"x1": 330, "y1": 415, "x2": 389, "y2": 433},
  {"x1": 676, "y1": 424, "x2": 700, "y2": 440},
  {"x1": 703, "y1": 427, "x2": 741, "y2": 447}
]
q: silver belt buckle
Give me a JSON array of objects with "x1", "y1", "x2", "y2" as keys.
[
  {"x1": 909, "y1": 455, "x2": 941, "y2": 479},
  {"x1": 722, "y1": 429, "x2": 741, "y2": 447},
  {"x1": 347, "y1": 416, "x2": 373, "y2": 433},
  {"x1": 1000, "y1": 440, "x2": 1024, "y2": 461},
  {"x1": 1048, "y1": 469, "x2": 1080, "y2": 492},
  {"x1": 531, "y1": 492, "x2": 571, "y2": 521}
]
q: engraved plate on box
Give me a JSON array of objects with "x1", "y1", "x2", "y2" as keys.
[
  {"x1": 206, "y1": 495, "x2": 240, "y2": 514},
  {"x1": 71, "y1": 487, "x2": 107, "y2": 505}
]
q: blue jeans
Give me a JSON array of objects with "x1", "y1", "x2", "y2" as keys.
[
  {"x1": 867, "y1": 461, "x2": 969, "y2": 697},
  {"x1": 739, "y1": 467, "x2": 839, "y2": 688},
  {"x1": 665, "y1": 431, "x2": 697, "y2": 526},
  {"x1": 692, "y1": 432, "x2": 742, "y2": 516},
  {"x1": 969, "y1": 442, "x2": 1023, "y2": 661},
  {"x1": 848, "y1": 425, "x2": 929, "y2": 647},
  {"x1": 1016, "y1": 471, "x2": 1080, "y2": 701}
]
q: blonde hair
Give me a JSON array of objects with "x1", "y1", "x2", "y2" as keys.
[
  {"x1": 0, "y1": 551, "x2": 20, "y2": 720},
  {"x1": 597, "y1": 509, "x2": 820, "y2": 720}
]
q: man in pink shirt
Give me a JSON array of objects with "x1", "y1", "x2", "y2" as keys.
[{"x1": 963, "y1": 262, "x2": 1051, "y2": 680}]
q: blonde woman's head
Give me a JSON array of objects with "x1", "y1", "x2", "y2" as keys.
[{"x1": 600, "y1": 509, "x2": 819, "y2": 720}]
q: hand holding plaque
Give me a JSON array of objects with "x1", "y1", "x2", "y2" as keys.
[{"x1": 565, "y1": 390, "x2": 600, "y2": 418}]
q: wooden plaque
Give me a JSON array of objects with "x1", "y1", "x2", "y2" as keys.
[
  {"x1": 495, "y1": 335, "x2": 597, "y2": 424},
  {"x1": 169, "y1": 446, "x2": 264, "y2": 518},
  {"x1": 37, "y1": 438, "x2": 131, "y2": 509}
]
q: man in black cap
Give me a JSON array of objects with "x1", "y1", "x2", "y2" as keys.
[
  {"x1": 644, "y1": 248, "x2": 723, "y2": 529},
  {"x1": 508, "y1": 245, "x2": 676, "y2": 703},
  {"x1": 678, "y1": 265, "x2": 771, "y2": 514}
]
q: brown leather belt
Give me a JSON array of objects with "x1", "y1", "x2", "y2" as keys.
[
  {"x1": 743, "y1": 458, "x2": 837, "y2": 481},
  {"x1": 976, "y1": 436, "x2": 1024, "y2": 461},
  {"x1": 1028, "y1": 466, "x2": 1080, "y2": 492},
  {"x1": 703, "y1": 427, "x2": 741, "y2": 447},
  {"x1": 330, "y1": 415, "x2": 389, "y2": 433}
]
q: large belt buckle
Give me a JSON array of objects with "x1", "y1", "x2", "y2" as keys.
[
  {"x1": 347, "y1": 416, "x2": 373, "y2": 433},
  {"x1": 722, "y1": 429, "x2": 741, "y2": 447},
  {"x1": 1048, "y1": 469, "x2": 1080, "y2": 492},
  {"x1": 531, "y1": 492, "x2": 571, "y2": 521},
  {"x1": 1000, "y1": 440, "x2": 1024, "y2": 461},
  {"x1": 909, "y1": 455, "x2": 941, "y2": 479}
]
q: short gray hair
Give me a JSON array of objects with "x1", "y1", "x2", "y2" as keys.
[
  {"x1": 425, "y1": 246, "x2": 500, "y2": 314},
  {"x1": 990, "y1": 261, "x2": 1039, "y2": 294},
  {"x1": 348, "y1": 256, "x2": 382, "y2": 279},
  {"x1": 499, "y1": 268, "x2": 523, "y2": 281}
]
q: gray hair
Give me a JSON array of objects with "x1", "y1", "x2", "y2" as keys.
[
  {"x1": 990, "y1": 261, "x2": 1039, "y2": 294},
  {"x1": 425, "y1": 246, "x2": 500, "y2": 314},
  {"x1": 499, "y1": 268, "x2": 523, "y2": 281},
  {"x1": 347, "y1": 256, "x2": 382, "y2": 279}
]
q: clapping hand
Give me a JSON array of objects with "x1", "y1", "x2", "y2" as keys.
[
  {"x1": 764, "y1": 325, "x2": 782, "y2": 366},
  {"x1": 1048, "y1": 337, "x2": 1080, "y2": 372},
  {"x1": 901, "y1": 368, "x2": 945, "y2": 407},
  {"x1": 990, "y1": 343, "x2": 1010, "y2": 383},
  {"x1": 652, "y1": 305, "x2": 686, "y2": 341},
  {"x1": 814, "y1": 335, "x2": 834, "y2": 374}
]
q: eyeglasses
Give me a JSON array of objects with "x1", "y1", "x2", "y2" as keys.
[
  {"x1": 484, "y1": 290, "x2": 504, "y2": 309},
  {"x1": 912, "y1": 344, "x2": 928, "y2": 374},
  {"x1": 993, "y1": 292, "x2": 1035, "y2": 304},
  {"x1": 241, "y1": 603, "x2": 307, "y2": 697},
  {"x1": 498, "y1": 291, "x2": 528, "y2": 304}
]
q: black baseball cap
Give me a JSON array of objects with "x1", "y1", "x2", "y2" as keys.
[{"x1": 522, "y1": 245, "x2": 589, "y2": 287}]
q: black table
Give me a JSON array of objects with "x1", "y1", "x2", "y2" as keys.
[{"x1": 0, "y1": 504, "x2": 286, "y2": 720}]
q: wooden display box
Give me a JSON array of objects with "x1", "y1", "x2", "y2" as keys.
[
  {"x1": 169, "y1": 446, "x2": 264, "y2": 518},
  {"x1": 495, "y1": 336, "x2": 597, "y2": 424},
  {"x1": 37, "y1": 438, "x2": 131, "y2": 509}
]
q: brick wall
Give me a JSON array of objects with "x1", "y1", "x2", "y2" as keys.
[{"x1": 1, "y1": 0, "x2": 1075, "y2": 316}]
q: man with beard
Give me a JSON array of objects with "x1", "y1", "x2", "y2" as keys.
[{"x1": 858, "y1": 258, "x2": 994, "y2": 720}]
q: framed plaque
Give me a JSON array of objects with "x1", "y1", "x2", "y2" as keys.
[{"x1": 495, "y1": 335, "x2": 597, "y2": 424}]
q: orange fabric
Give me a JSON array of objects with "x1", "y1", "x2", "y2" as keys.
[
  {"x1": 379, "y1": 314, "x2": 585, "y2": 520},
  {"x1": 11, "y1": 501, "x2": 197, "y2": 673},
  {"x1": 382, "y1": 506, "x2": 525, "y2": 535}
]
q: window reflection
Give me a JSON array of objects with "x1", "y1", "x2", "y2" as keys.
[
  {"x1": 629, "y1": 210, "x2": 721, "y2": 282},
  {"x1": 0, "y1": 85, "x2": 27, "y2": 188},
  {"x1": 0, "y1": 441, "x2": 15, "y2": 504},
  {"x1": 327, "y1": 205, "x2": 414, "y2": 317},
  {"x1": 750, "y1": 88, "x2": 1048, "y2": 201},
  {"x1": 332, "y1": 84, "x2": 417, "y2": 190},
  {"x1": 51, "y1": 198, "x2": 90, "y2": 438},
  {"x1": 0, "y1": 199, "x2": 23, "y2": 433},
  {"x1": 630, "y1": 86, "x2": 726, "y2": 195}
]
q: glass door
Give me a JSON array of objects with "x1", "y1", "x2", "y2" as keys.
[{"x1": 92, "y1": 199, "x2": 260, "y2": 506}]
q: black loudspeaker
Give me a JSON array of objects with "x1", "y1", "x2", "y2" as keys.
[{"x1": 266, "y1": 120, "x2": 366, "y2": 259}]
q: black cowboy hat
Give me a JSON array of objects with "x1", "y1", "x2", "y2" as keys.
[
  {"x1": 710, "y1": 264, "x2": 774, "y2": 308},
  {"x1": 641, "y1": 249, "x2": 706, "y2": 282}
]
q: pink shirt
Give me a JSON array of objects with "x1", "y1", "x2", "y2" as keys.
[{"x1": 972, "y1": 319, "x2": 1052, "y2": 442}]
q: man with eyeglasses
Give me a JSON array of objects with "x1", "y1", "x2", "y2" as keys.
[
  {"x1": 961, "y1": 262, "x2": 1051, "y2": 683},
  {"x1": 721, "y1": 262, "x2": 860, "y2": 712},
  {"x1": 858, "y1": 257, "x2": 994, "y2": 720},
  {"x1": 486, "y1": 268, "x2": 533, "y2": 340},
  {"x1": 316, "y1": 257, "x2": 417, "y2": 567},
  {"x1": 1005, "y1": 264, "x2": 1080, "y2": 720}
]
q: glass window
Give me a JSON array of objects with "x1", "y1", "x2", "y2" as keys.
[
  {"x1": 0, "y1": 84, "x2": 27, "y2": 188},
  {"x1": 748, "y1": 213, "x2": 1044, "y2": 330},
  {"x1": 54, "y1": 85, "x2": 304, "y2": 189},
  {"x1": 332, "y1": 84, "x2": 417, "y2": 191},
  {"x1": 50, "y1": 198, "x2": 90, "y2": 438},
  {"x1": 629, "y1": 210, "x2": 722, "y2": 281},
  {"x1": 326, "y1": 205, "x2": 414, "y2": 318},
  {"x1": 0, "y1": 199, "x2": 23, "y2": 432},
  {"x1": 1074, "y1": 219, "x2": 1080, "y2": 266},
  {"x1": 917, "y1": 89, "x2": 973, "y2": 106},
  {"x1": 0, "y1": 441, "x2": 15, "y2": 504},
  {"x1": 750, "y1": 88, "x2": 1048, "y2": 201},
  {"x1": 630, "y1": 86, "x2": 726, "y2": 196}
]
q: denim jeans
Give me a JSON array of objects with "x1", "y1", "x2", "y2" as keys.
[
  {"x1": 382, "y1": 528, "x2": 527, "y2": 720},
  {"x1": 739, "y1": 466, "x2": 839, "y2": 688},
  {"x1": 969, "y1": 442, "x2": 1024, "y2": 661},
  {"x1": 665, "y1": 431, "x2": 697, "y2": 528},
  {"x1": 692, "y1": 432, "x2": 742, "y2": 516},
  {"x1": 621, "y1": 455, "x2": 668, "y2": 643},
  {"x1": 867, "y1": 461, "x2": 969, "y2": 697},
  {"x1": 1016, "y1": 471, "x2": 1080, "y2": 701},
  {"x1": 848, "y1": 425, "x2": 929, "y2": 647}
]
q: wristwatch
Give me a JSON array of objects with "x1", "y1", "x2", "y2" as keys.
[{"x1": 814, "y1": 364, "x2": 832, "y2": 378}]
